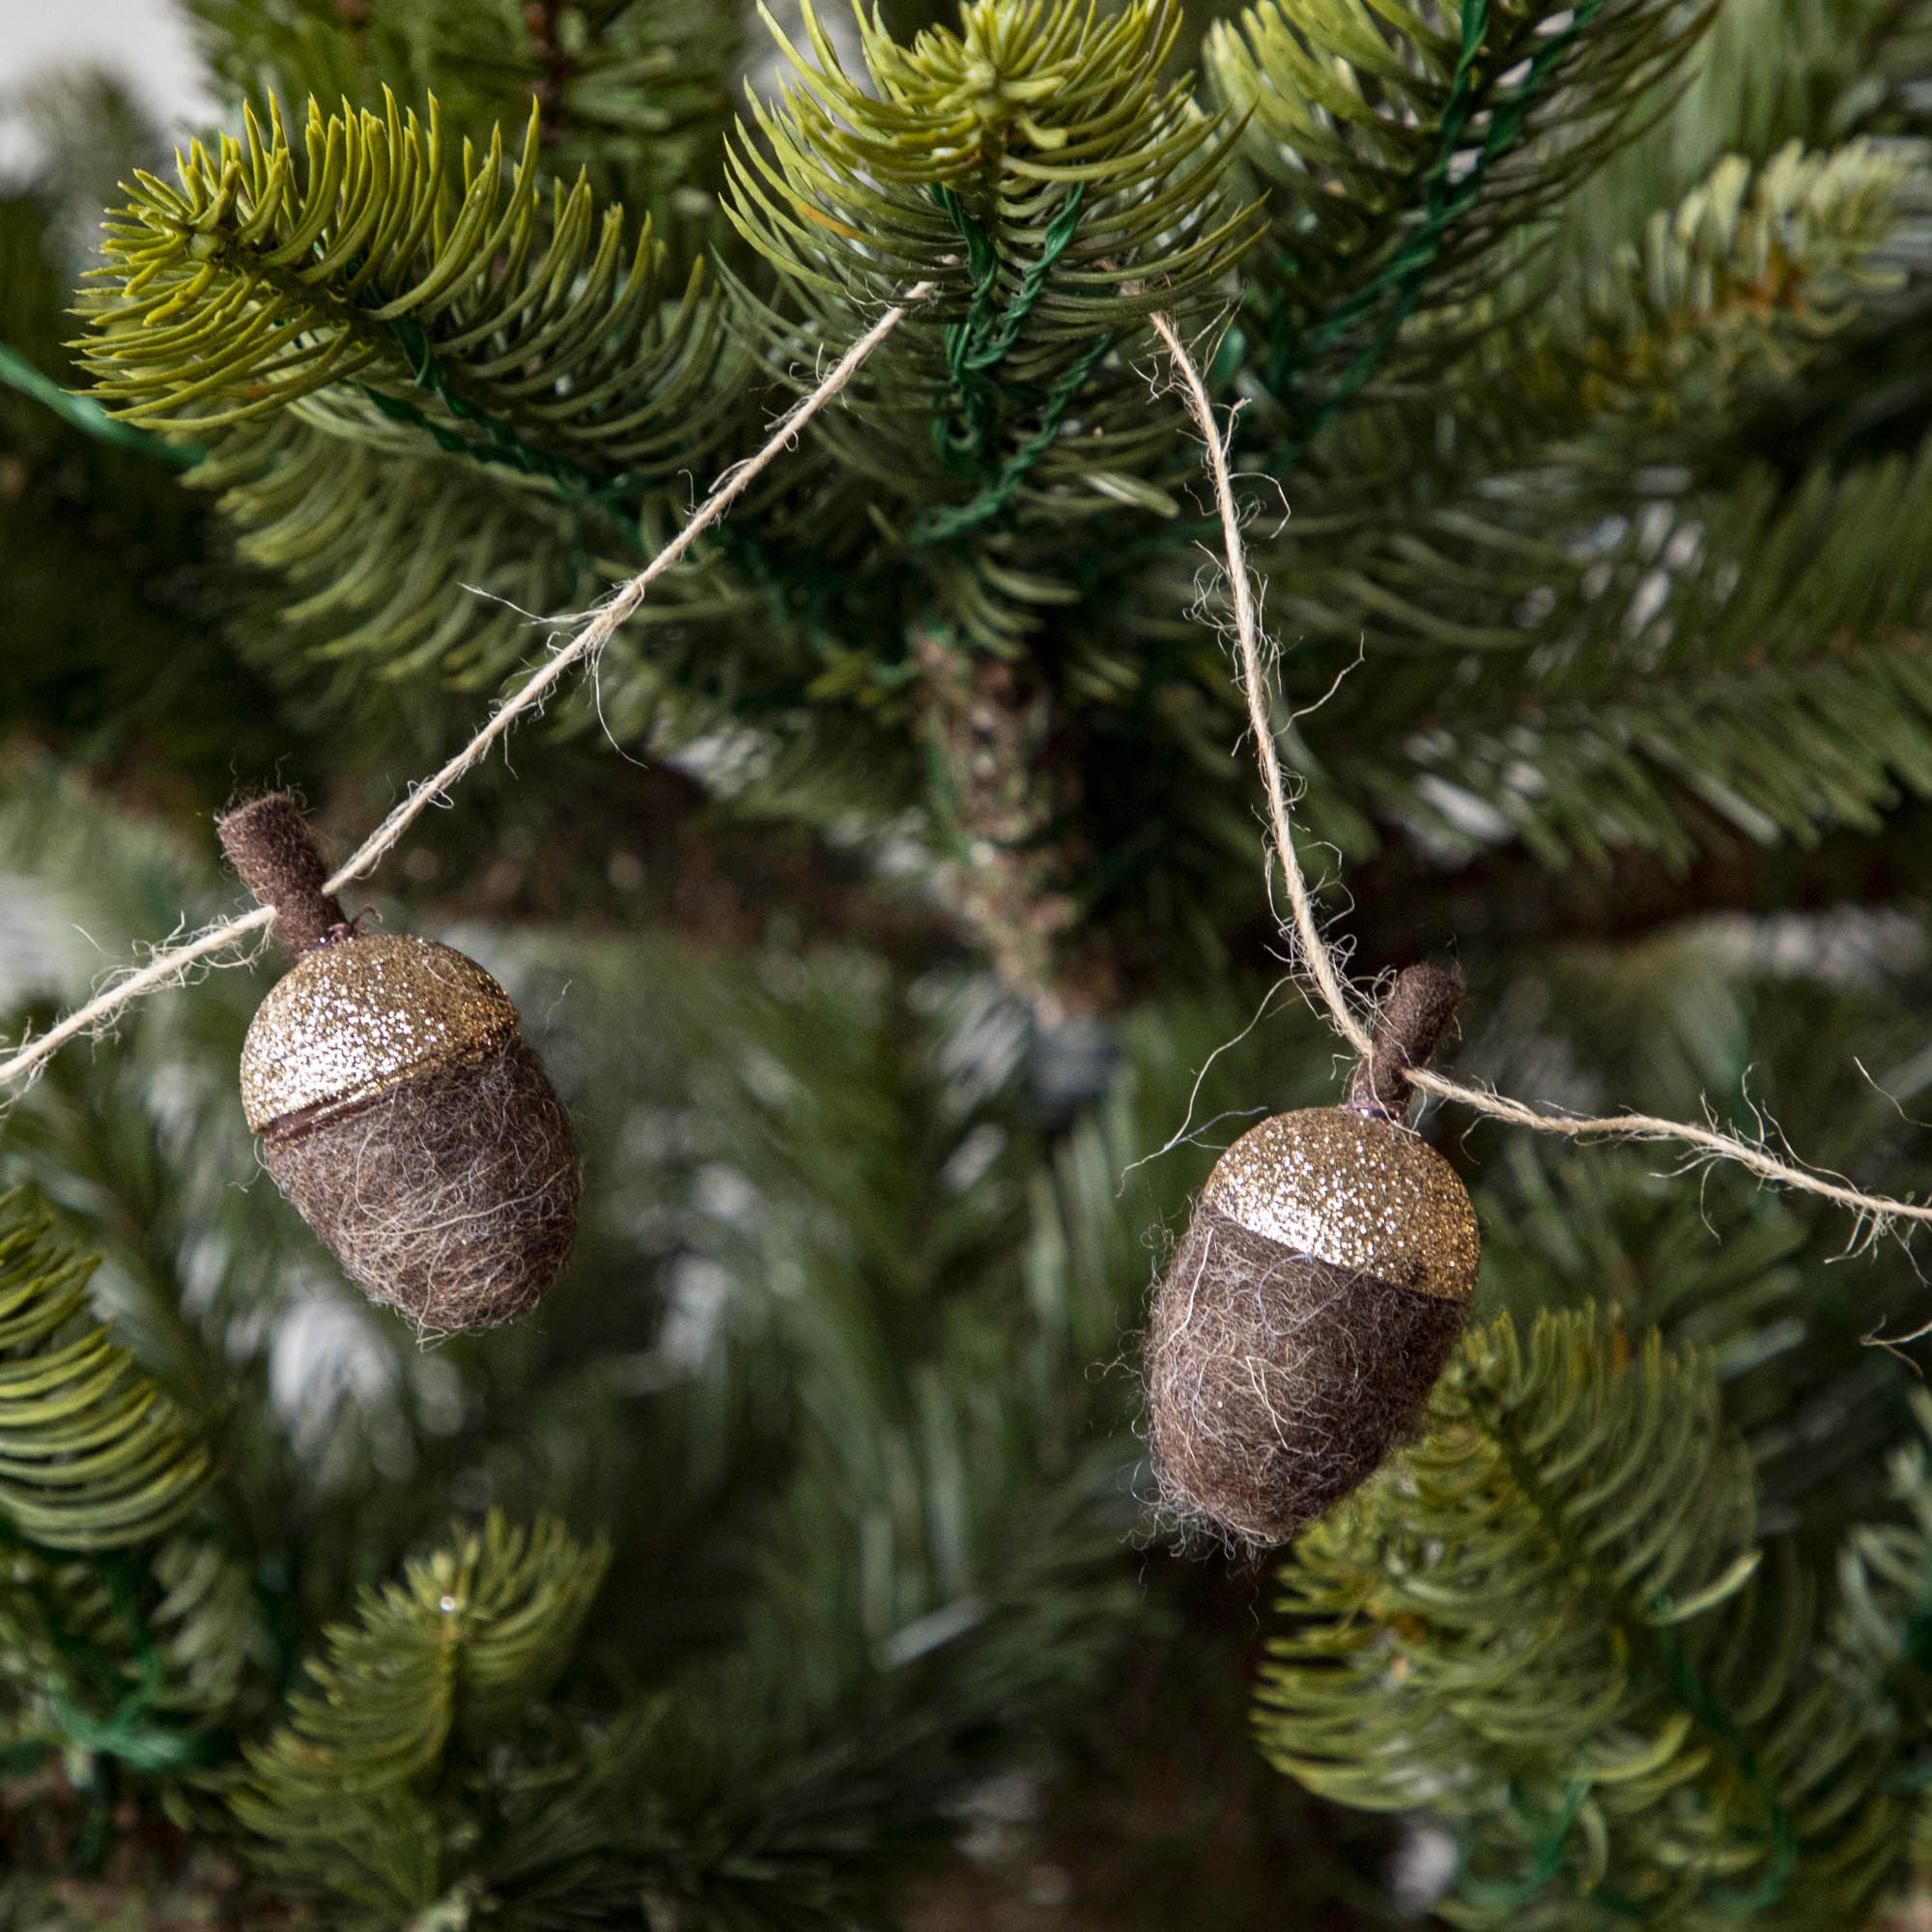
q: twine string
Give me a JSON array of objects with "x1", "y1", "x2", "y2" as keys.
[
  {"x1": 14, "y1": 282, "x2": 1932, "y2": 1243},
  {"x1": 0, "y1": 284, "x2": 933, "y2": 1096},
  {"x1": 1150, "y1": 307, "x2": 1932, "y2": 1238}
]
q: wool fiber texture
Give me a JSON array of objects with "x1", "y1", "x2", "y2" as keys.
[
  {"x1": 217, "y1": 794, "x2": 346, "y2": 956},
  {"x1": 1148, "y1": 1206, "x2": 1467, "y2": 1545},
  {"x1": 263, "y1": 1040, "x2": 580, "y2": 1332},
  {"x1": 1347, "y1": 962, "x2": 1463, "y2": 1120}
]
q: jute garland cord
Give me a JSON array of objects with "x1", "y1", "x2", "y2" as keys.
[
  {"x1": 0, "y1": 285, "x2": 931, "y2": 1096},
  {"x1": 1149, "y1": 307, "x2": 1932, "y2": 1241},
  {"x1": 6, "y1": 281, "x2": 1932, "y2": 1245}
]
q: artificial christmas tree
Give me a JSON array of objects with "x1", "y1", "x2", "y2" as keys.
[{"x1": 13, "y1": 0, "x2": 1932, "y2": 1924}]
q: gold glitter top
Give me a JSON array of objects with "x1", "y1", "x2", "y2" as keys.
[
  {"x1": 1203, "y1": 1107, "x2": 1480, "y2": 1301},
  {"x1": 239, "y1": 933, "x2": 519, "y2": 1131}
]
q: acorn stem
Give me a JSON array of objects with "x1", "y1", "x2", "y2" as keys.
[
  {"x1": 217, "y1": 794, "x2": 347, "y2": 959},
  {"x1": 1346, "y1": 964, "x2": 1463, "y2": 1121}
]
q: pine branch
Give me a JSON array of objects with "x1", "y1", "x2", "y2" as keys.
[
  {"x1": 77, "y1": 92, "x2": 741, "y2": 503},
  {"x1": 1229, "y1": 140, "x2": 1932, "y2": 868},
  {"x1": 0, "y1": 1193, "x2": 211, "y2": 1553},
  {"x1": 0, "y1": 1198, "x2": 270, "y2": 1788},
  {"x1": 689, "y1": 0, "x2": 1274, "y2": 974},
  {"x1": 185, "y1": 0, "x2": 735, "y2": 210},
  {"x1": 192, "y1": 413, "x2": 620, "y2": 691},
  {"x1": 232, "y1": 1511, "x2": 609, "y2": 1913},
  {"x1": 1451, "y1": 912, "x2": 1932, "y2": 1547},
  {"x1": 1256, "y1": 1307, "x2": 1902, "y2": 1925},
  {"x1": 1209, "y1": 0, "x2": 1715, "y2": 449},
  {"x1": 723, "y1": 0, "x2": 1262, "y2": 576},
  {"x1": 0, "y1": 1534, "x2": 266, "y2": 1783},
  {"x1": 70, "y1": 85, "x2": 759, "y2": 702},
  {"x1": 1550, "y1": 0, "x2": 1932, "y2": 277},
  {"x1": 1518, "y1": 138, "x2": 1919, "y2": 437},
  {"x1": 1832, "y1": 1390, "x2": 1932, "y2": 1739},
  {"x1": 1312, "y1": 439, "x2": 1932, "y2": 867}
]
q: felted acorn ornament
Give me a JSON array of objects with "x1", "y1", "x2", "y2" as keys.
[
  {"x1": 1147, "y1": 965, "x2": 1479, "y2": 1546},
  {"x1": 218, "y1": 795, "x2": 581, "y2": 1332}
]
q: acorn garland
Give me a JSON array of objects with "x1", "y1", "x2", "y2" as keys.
[
  {"x1": 218, "y1": 795, "x2": 581, "y2": 1332},
  {"x1": 1147, "y1": 965, "x2": 1479, "y2": 1546}
]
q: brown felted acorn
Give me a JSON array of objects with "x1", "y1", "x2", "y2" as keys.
[
  {"x1": 218, "y1": 795, "x2": 580, "y2": 1332},
  {"x1": 1147, "y1": 965, "x2": 1479, "y2": 1546}
]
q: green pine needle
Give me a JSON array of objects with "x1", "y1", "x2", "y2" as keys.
[
  {"x1": 1256, "y1": 1307, "x2": 1901, "y2": 1925},
  {"x1": 1211, "y1": 0, "x2": 1713, "y2": 445},
  {"x1": 77, "y1": 90, "x2": 736, "y2": 498},
  {"x1": 232, "y1": 1511, "x2": 609, "y2": 1911},
  {"x1": 0, "y1": 1192, "x2": 211, "y2": 1553}
]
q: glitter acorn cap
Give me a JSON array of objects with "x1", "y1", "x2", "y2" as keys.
[
  {"x1": 1202, "y1": 1107, "x2": 1479, "y2": 1302},
  {"x1": 239, "y1": 934, "x2": 519, "y2": 1133},
  {"x1": 1201, "y1": 959, "x2": 1477, "y2": 1301}
]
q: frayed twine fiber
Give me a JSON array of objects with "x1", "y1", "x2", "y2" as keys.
[
  {"x1": 265, "y1": 1041, "x2": 580, "y2": 1332},
  {"x1": 1147, "y1": 1205, "x2": 1467, "y2": 1546},
  {"x1": 1149, "y1": 309, "x2": 1932, "y2": 1250},
  {"x1": 0, "y1": 282, "x2": 932, "y2": 1099}
]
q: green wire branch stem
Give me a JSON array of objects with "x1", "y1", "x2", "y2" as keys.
[
  {"x1": 1460, "y1": 1595, "x2": 1798, "y2": 1915},
  {"x1": 1271, "y1": 0, "x2": 1608, "y2": 459},
  {"x1": 0, "y1": 343, "x2": 202, "y2": 469},
  {"x1": 912, "y1": 328, "x2": 1115, "y2": 545},
  {"x1": 0, "y1": 283, "x2": 933, "y2": 1097},
  {"x1": 913, "y1": 181, "x2": 1114, "y2": 543},
  {"x1": 353, "y1": 312, "x2": 647, "y2": 529},
  {"x1": 43, "y1": 1556, "x2": 214, "y2": 1776},
  {"x1": 1151, "y1": 307, "x2": 1932, "y2": 1245}
]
